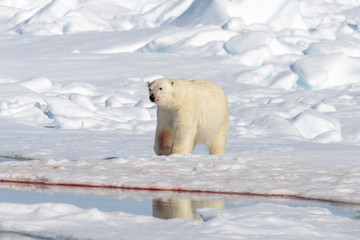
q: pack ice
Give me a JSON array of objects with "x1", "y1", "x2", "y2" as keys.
[{"x1": 0, "y1": 0, "x2": 360, "y2": 239}]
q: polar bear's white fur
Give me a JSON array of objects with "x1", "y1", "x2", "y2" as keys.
[{"x1": 146, "y1": 78, "x2": 229, "y2": 155}]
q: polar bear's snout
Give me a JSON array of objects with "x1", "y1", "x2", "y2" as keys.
[
  {"x1": 149, "y1": 93, "x2": 160, "y2": 103},
  {"x1": 149, "y1": 93, "x2": 156, "y2": 102}
]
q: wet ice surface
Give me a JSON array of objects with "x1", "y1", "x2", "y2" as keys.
[
  {"x1": 1, "y1": 181, "x2": 360, "y2": 239},
  {"x1": 0, "y1": 185, "x2": 153, "y2": 217},
  {"x1": 1, "y1": 184, "x2": 359, "y2": 220},
  {"x1": 1, "y1": 182, "x2": 360, "y2": 240}
]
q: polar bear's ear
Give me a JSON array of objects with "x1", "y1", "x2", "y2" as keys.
[{"x1": 146, "y1": 81, "x2": 151, "y2": 88}]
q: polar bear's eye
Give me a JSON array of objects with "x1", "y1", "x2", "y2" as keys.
[{"x1": 159, "y1": 87, "x2": 163, "y2": 90}]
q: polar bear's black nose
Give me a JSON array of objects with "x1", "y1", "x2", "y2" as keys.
[{"x1": 150, "y1": 94, "x2": 156, "y2": 102}]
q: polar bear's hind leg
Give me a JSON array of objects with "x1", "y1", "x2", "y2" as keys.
[{"x1": 209, "y1": 119, "x2": 229, "y2": 155}]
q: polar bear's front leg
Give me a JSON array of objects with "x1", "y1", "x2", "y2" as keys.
[
  {"x1": 155, "y1": 129, "x2": 173, "y2": 156},
  {"x1": 154, "y1": 108, "x2": 174, "y2": 156},
  {"x1": 171, "y1": 126, "x2": 194, "y2": 154},
  {"x1": 170, "y1": 114, "x2": 195, "y2": 154}
]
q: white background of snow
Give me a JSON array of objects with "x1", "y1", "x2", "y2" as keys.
[{"x1": 1, "y1": 0, "x2": 360, "y2": 239}]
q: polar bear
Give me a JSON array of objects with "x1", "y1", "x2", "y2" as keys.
[{"x1": 146, "y1": 78, "x2": 229, "y2": 155}]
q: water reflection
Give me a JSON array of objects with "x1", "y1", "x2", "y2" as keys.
[
  {"x1": 153, "y1": 199, "x2": 224, "y2": 220},
  {"x1": 0, "y1": 182, "x2": 359, "y2": 221}
]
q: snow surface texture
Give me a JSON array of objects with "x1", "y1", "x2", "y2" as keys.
[
  {"x1": 1, "y1": 0, "x2": 360, "y2": 239},
  {"x1": 0, "y1": 202, "x2": 359, "y2": 240}
]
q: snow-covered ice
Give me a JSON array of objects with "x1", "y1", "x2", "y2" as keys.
[
  {"x1": 1, "y1": 202, "x2": 360, "y2": 240},
  {"x1": 1, "y1": 0, "x2": 360, "y2": 239}
]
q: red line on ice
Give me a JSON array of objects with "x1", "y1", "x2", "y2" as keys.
[{"x1": 0, "y1": 178, "x2": 356, "y2": 205}]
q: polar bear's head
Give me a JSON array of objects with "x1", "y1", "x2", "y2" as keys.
[{"x1": 146, "y1": 78, "x2": 174, "y2": 106}]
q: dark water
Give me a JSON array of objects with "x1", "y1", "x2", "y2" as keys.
[
  {"x1": 0, "y1": 155, "x2": 359, "y2": 220},
  {"x1": 0, "y1": 183, "x2": 359, "y2": 220},
  {"x1": 0, "y1": 155, "x2": 360, "y2": 239},
  {"x1": 0, "y1": 183, "x2": 359, "y2": 240}
]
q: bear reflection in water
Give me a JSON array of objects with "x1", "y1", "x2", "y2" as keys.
[{"x1": 153, "y1": 199, "x2": 224, "y2": 220}]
